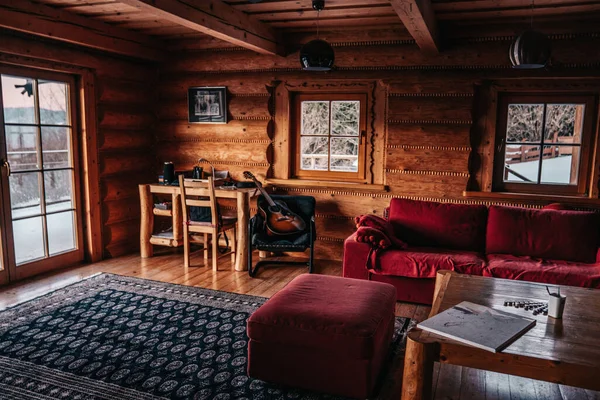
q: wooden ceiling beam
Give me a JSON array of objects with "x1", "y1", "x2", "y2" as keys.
[
  {"x1": 389, "y1": 0, "x2": 440, "y2": 53},
  {"x1": 0, "y1": 0, "x2": 164, "y2": 61},
  {"x1": 117, "y1": 0, "x2": 284, "y2": 56}
]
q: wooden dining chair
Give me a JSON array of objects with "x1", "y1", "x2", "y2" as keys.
[{"x1": 178, "y1": 175, "x2": 236, "y2": 271}]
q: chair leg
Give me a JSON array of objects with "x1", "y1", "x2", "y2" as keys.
[
  {"x1": 309, "y1": 217, "x2": 315, "y2": 274},
  {"x1": 309, "y1": 242, "x2": 314, "y2": 274},
  {"x1": 203, "y1": 233, "x2": 208, "y2": 262},
  {"x1": 183, "y1": 225, "x2": 190, "y2": 268},
  {"x1": 212, "y1": 231, "x2": 218, "y2": 272},
  {"x1": 230, "y1": 227, "x2": 236, "y2": 266},
  {"x1": 248, "y1": 219, "x2": 254, "y2": 277}
]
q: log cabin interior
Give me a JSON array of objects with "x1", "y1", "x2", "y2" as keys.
[{"x1": 1, "y1": 0, "x2": 600, "y2": 399}]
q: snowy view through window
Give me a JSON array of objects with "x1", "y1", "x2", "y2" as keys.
[
  {"x1": 504, "y1": 102, "x2": 584, "y2": 185},
  {"x1": 300, "y1": 100, "x2": 360, "y2": 172},
  {"x1": 1, "y1": 75, "x2": 76, "y2": 266}
]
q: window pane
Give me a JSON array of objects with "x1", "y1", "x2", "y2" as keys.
[
  {"x1": 42, "y1": 126, "x2": 71, "y2": 168},
  {"x1": 48, "y1": 211, "x2": 76, "y2": 255},
  {"x1": 45, "y1": 170, "x2": 73, "y2": 212},
  {"x1": 331, "y1": 101, "x2": 360, "y2": 136},
  {"x1": 504, "y1": 145, "x2": 539, "y2": 183},
  {"x1": 5, "y1": 125, "x2": 39, "y2": 172},
  {"x1": 544, "y1": 104, "x2": 584, "y2": 144},
  {"x1": 39, "y1": 80, "x2": 69, "y2": 125},
  {"x1": 10, "y1": 172, "x2": 41, "y2": 218},
  {"x1": 301, "y1": 136, "x2": 328, "y2": 170},
  {"x1": 540, "y1": 145, "x2": 580, "y2": 185},
  {"x1": 13, "y1": 216, "x2": 45, "y2": 265},
  {"x1": 301, "y1": 101, "x2": 329, "y2": 135},
  {"x1": 2, "y1": 75, "x2": 36, "y2": 124},
  {"x1": 330, "y1": 137, "x2": 359, "y2": 172},
  {"x1": 506, "y1": 104, "x2": 544, "y2": 143}
]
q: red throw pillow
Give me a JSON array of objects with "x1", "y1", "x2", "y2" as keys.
[
  {"x1": 486, "y1": 205, "x2": 600, "y2": 263},
  {"x1": 387, "y1": 198, "x2": 488, "y2": 252}
]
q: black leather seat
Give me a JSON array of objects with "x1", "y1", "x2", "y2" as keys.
[{"x1": 248, "y1": 195, "x2": 316, "y2": 277}]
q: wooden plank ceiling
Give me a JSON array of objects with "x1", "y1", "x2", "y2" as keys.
[
  {"x1": 226, "y1": 0, "x2": 600, "y2": 28},
  {"x1": 30, "y1": 0, "x2": 201, "y2": 38},
  {"x1": 14, "y1": 0, "x2": 600, "y2": 56},
  {"x1": 31, "y1": 0, "x2": 600, "y2": 37}
]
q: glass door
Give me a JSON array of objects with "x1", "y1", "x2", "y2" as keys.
[{"x1": 0, "y1": 67, "x2": 83, "y2": 282}]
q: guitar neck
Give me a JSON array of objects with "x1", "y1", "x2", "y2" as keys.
[{"x1": 251, "y1": 177, "x2": 277, "y2": 207}]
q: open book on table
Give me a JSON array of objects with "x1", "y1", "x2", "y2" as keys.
[{"x1": 417, "y1": 301, "x2": 536, "y2": 353}]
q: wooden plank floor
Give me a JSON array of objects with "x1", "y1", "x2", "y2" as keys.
[{"x1": 0, "y1": 250, "x2": 597, "y2": 400}]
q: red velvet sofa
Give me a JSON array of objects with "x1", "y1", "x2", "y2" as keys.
[{"x1": 343, "y1": 198, "x2": 600, "y2": 305}]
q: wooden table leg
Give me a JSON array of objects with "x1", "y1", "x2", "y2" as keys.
[
  {"x1": 139, "y1": 184, "x2": 153, "y2": 258},
  {"x1": 235, "y1": 192, "x2": 249, "y2": 271},
  {"x1": 172, "y1": 193, "x2": 182, "y2": 246},
  {"x1": 401, "y1": 335, "x2": 437, "y2": 400}
]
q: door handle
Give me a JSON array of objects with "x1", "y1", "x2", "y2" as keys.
[
  {"x1": 1, "y1": 159, "x2": 10, "y2": 177},
  {"x1": 496, "y1": 138, "x2": 505, "y2": 154}
]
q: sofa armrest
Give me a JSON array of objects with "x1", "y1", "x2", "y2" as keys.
[{"x1": 343, "y1": 233, "x2": 372, "y2": 280}]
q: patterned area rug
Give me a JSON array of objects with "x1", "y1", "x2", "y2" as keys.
[{"x1": 0, "y1": 274, "x2": 411, "y2": 400}]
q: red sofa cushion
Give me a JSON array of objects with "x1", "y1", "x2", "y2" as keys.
[
  {"x1": 247, "y1": 274, "x2": 396, "y2": 360},
  {"x1": 486, "y1": 206, "x2": 600, "y2": 263},
  {"x1": 388, "y1": 198, "x2": 488, "y2": 252},
  {"x1": 485, "y1": 254, "x2": 600, "y2": 288},
  {"x1": 372, "y1": 247, "x2": 487, "y2": 279}
]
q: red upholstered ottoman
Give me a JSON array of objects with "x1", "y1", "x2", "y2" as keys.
[{"x1": 247, "y1": 274, "x2": 397, "y2": 398}]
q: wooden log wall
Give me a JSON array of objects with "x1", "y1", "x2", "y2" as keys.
[
  {"x1": 158, "y1": 29, "x2": 600, "y2": 261},
  {"x1": 98, "y1": 75, "x2": 157, "y2": 258},
  {"x1": 0, "y1": 30, "x2": 158, "y2": 259}
]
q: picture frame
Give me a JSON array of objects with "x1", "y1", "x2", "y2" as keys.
[{"x1": 188, "y1": 86, "x2": 227, "y2": 124}]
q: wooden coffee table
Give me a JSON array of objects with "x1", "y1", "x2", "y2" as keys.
[{"x1": 401, "y1": 270, "x2": 600, "y2": 400}]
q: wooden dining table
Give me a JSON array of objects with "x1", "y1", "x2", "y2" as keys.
[{"x1": 138, "y1": 183, "x2": 259, "y2": 272}]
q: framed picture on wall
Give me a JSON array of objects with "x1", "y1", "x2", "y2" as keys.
[{"x1": 188, "y1": 86, "x2": 227, "y2": 124}]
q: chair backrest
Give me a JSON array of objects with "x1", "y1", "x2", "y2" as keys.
[{"x1": 178, "y1": 175, "x2": 218, "y2": 226}]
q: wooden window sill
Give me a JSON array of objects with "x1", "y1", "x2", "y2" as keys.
[
  {"x1": 463, "y1": 191, "x2": 600, "y2": 207},
  {"x1": 266, "y1": 179, "x2": 388, "y2": 192}
]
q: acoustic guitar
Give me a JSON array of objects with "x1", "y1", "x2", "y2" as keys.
[{"x1": 243, "y1": 171, "x2": 306, "y2": 236}]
